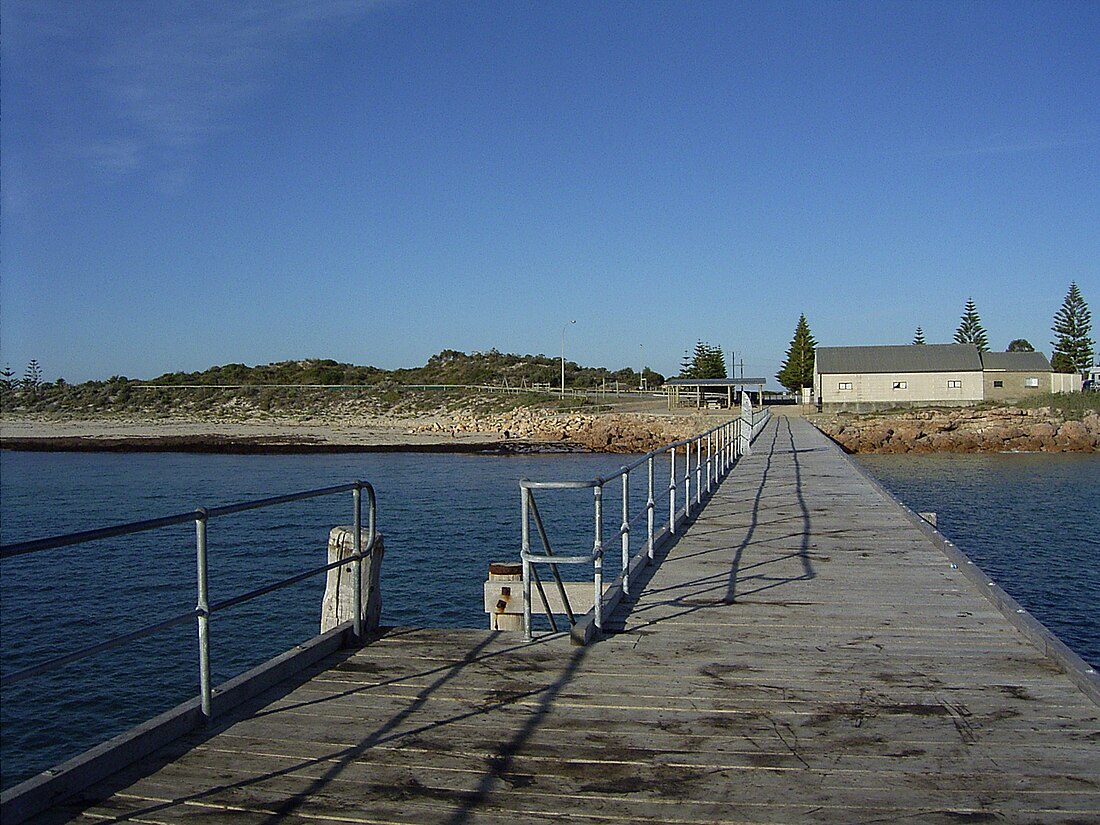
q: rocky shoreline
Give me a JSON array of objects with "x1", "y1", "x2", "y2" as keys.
[
  {"x1": 811, "y1": 407, "x2": 1100, "y2": 454},
  {"x1": 10, "y1": 405, "x2": 1095, "y2": 456}
]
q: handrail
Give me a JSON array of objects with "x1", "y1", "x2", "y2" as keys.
[
  {"x1": 0, "y1": 481, "x2": 377, "y2": 721},
  {"x1": 519, "y1": 400, "x2": 771, "y2": 642}
]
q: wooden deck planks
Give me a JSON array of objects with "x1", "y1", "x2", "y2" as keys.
[{"x1": 32, "y1": 415, "x2": 1100, "y2": 824}]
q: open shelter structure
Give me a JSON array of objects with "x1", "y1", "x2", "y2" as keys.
[{"x1": 665, "y1": 377, "x2": 768, "y2": 410}]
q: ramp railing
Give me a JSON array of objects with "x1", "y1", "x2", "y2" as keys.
[{"x1": 520, "y1": 401, "x2": 770, "y2": 644}]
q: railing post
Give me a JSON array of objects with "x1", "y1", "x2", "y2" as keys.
[
  {"x1": 706, "y1": 431, "x2": 713, "y2": 492},
  {"x1": 647, "y1": 455, "x2": 656, "y2": 560},
  {"x1": 669, "y1": 448, "x2": 677, "y2": 534},
  {"x1": 721, "y1": 422, "x2": 729, "y2": 473},
  {"x1": 620, "y1": 471, "x2": 630, "y2": 597},
  {"x1": 684, "y1": 443, "x2": 692, "y2": 518},
  {"x1": 695, "y1": 438, "x2": 703, "y2": 506},
  {"x1": 593, "y1": 485, "x2": 604, "y2": 634},
  {"x1": 521, "y1": 487, "x2": 533, "y2": 642},
  {"x1": 194, "y1": 509, "x2": 212, "y2": 722},
  {"x1": 352, "y1": 486, "x2": 363, "y2": 641},
  {"x1": 718, "y1": 426, "x2": 724, "y2": 479}
]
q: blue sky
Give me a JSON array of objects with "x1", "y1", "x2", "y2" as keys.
[{"x1": 2, "y1": 1, "x2": 1097, "y2": 386}]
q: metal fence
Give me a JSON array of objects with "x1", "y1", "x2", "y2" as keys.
[
  {"x1": 0, "y1": 481, "x2": 377, "y2": 721},
  {"x1": 519, "y1": 404, "x2": 771, "y2": 642}
]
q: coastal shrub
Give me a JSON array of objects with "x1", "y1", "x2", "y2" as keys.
[
  {"x1": 1013, "y1": 392, "x2": 1100, "y2": 420},
  {"x1": 0, "y1": 350, "x2": 666, "y2": 420}
]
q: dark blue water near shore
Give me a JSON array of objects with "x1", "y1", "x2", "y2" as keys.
[{"x1": 2, "y1": 449, "x2": 1097, "y2": 791}]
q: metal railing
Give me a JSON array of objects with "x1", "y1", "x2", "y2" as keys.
[
  {"x1": 0, "y1": 481, "x2": 377, "y2": 721},
  {"x1": 519, "y1": 403, "x2": 771, "y2": 642}
]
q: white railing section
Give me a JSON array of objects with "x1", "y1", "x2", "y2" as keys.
[{"x1": 520, "y1": 400, "x2": 771, "y2": 644}]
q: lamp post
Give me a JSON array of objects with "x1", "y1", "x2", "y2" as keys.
[
  {"x1": 639, "y1": 344, "x2": 645, "y2": 390},
  {"x1": 561, "y1": 320, "x2": 575, "y2": 397}
]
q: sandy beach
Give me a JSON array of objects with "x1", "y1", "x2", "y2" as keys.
[
  {"x1": 0, "y1": 406, "x2": 719, "y2": 454},
  {"x1": 0, "y1": 415, "x2": 516, "y2": 453}
]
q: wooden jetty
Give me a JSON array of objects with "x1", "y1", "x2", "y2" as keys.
[{"x1": 23, "y1": 415, "x2": 1100, "y2": 823}]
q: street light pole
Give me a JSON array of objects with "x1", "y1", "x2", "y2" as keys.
[
  {"x1": 561, "y1": 320, "x2": 575, "y2": 397},
  {"x1": 639, "y1": 344, "x2": 645, "y2": 390}
]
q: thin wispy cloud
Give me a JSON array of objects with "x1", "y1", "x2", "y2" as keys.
[
  {"x1": 11, "y1": 1, "x2": 378, "y2": 182},
  {"x1": 925, "y1": 129, "x2": 1096, "y2": 159}
]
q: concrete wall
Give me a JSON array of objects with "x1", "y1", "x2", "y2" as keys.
[
  {"x1": 1051, "y1": 372, "x2": 1083, "y2": 394},
  {"x1": 816, "y1": 370, "x2": 982, "y2": 410}
]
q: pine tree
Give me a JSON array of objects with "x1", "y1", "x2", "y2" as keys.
[
  {"x1": 913, "y1": 327, "x2": 926, "y2": 345},
  {"x1": 680, "y1": 341, "x2": 727, "y2": 379},
  {"x1": 703, "y1": 343, "x2": 727, "y2": 379},
  {"x1": 1050, "y1": 282, "x2": 1094, "y2": 374},
  {"x1": 953, "y1": 299, "x2": 989, "y2": 352},
  {"x1": 679, "y1": 349, "x2": 695, "y2": 378},
  {"x1": 776, "y1": 314, "x2": 817, "y2": 392},
  {"x1": 691, "y1": 341, "x2": 711, "y2": 377},
  {"x1": 23, "y1": 359, "x2": 42, "y2": 391}
]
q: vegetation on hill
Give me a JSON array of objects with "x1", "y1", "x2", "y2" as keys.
[
  {"x1": 148, "y1": 360, "x2": 388, "y2": 386},
  {"x1": 0, "y1": 350, "x2": 666, "y2": 418},
  {"x1": 141, "y1": 350, "x2": 664, "y2": 390}
]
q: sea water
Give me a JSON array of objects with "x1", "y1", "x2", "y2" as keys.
[
  {"x1": 0, "y1": 450, "x2": 644, "y2": 790},
  {"x1": 2, "y1": 449, "x2": 1097, "y2": 790},
  {"x1": 855, "y1": 452, "x2": 1099, "y2": 669}
]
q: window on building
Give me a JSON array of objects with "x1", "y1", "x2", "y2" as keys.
[
  {"x1": 993, "y1": 380, "x2": 1004, "y2": 388},
  {"x1": 893, "y1": 381, "x2": 907, "y2": 390},
  {"x1": 1025, "y1": 377, "x2": 1040, "y2": 388},
  {"x1": 947, "y1": 380, "x2": 962, "y2": 389},
  {"x1": 838, "y1": 382, "x2": 853, "y2": 391}
]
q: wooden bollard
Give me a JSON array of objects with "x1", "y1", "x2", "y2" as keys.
[
  {"x1": 321, "y1": 526, "x2": 385, "y2": 634},
  {"x1": 487, "y1": 562, "x2": 524, "y2": 631}
]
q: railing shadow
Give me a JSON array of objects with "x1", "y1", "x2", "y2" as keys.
[
  {"x1": 606, "y1": 416, "x2": 816, "y2": 633},
  {"x1": 50, "y1": 629, "x2": 590, "y2": 825}
]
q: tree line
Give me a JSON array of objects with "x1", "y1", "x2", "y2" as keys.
[
  {"x1": 1, "y1": 360, "x2": 44, "y2": 393},
  {"x1": 0, "y1": 349, "x2": 669, "y2": 409},
  {"x1": 678, "y1": 341, "x2": 728, "y2": 379}
]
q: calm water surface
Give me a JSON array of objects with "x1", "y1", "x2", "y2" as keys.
[
  {"x1": 0, "y1": 450, "x2": 643, "y2": 790},
  {"x1": 2, "y1": 449, "x2": 1097, "y2": 790},
  {"x1": 856, "y1": 452, "x2": 1099, "y2": 669}
]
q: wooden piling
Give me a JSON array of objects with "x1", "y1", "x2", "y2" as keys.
[{"x1": 320, "y1": 526, "x2": 384, "y2": 634}]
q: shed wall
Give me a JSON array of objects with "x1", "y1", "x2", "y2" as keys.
[
  {"x1": 984, "y1": 371, "x2": 1049, "y2": 402},
  {"x1": 817, "y1": 370, "x2": 982, "y2": 408}
]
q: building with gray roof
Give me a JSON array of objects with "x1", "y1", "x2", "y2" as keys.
[{"x1": 814, "y1": 344, "x2": 1075, "y2": 411}]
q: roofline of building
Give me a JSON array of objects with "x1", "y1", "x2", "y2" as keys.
[{"x1": 664, "y1": 378, "x2": 769, "y2": 386}]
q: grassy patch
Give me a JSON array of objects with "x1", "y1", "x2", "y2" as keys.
[{"x1": 1010, "y1": 391, "x2": 1100, "y2": 419}]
